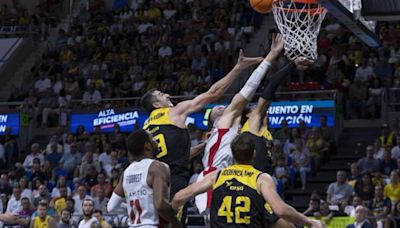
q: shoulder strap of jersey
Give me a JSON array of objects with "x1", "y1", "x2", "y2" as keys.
[{"x1": 144, "y1": 107, "x2": 173, "y2": 128}]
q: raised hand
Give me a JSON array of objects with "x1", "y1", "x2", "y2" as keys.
[
  {"x1": 270, "y1": 33, "x2": 284, "y2": 56},
  {"x1": 235, "y1": 49, "x2": 264, "y2": 70}
]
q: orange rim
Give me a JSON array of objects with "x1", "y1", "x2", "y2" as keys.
[
  {"x1": 274, "y1": 6, "x2": 327, "y2": 15},
  {"x1": 273, "y1": 0, "x2": 319, "y2": 3},
  {"x1": 272, "y1": 0, "x2": 326, "y2": 15}
]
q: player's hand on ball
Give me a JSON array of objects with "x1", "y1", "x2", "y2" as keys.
[
  {"x1": 294, "y1": 56, "x2": 314, "y2": 70},
  {"x1": 236, "y1": 49, "x2": 264, "y2": 70}
]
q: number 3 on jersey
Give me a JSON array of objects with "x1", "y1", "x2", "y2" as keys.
[
  {"x1": 154, "y1": 133, "x2": 168, "y2": 158},
  {"x1": 218, "y1": 196, "x2": 251, "y2": 224},
  {"x1": 130, "y1": 199, "x2": 143, "y2": 224}
]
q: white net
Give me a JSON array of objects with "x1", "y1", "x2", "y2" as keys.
[{"x1": 272, "y1": 0, "x2": 327, "y2": 61}]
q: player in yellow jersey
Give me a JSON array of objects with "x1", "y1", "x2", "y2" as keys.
[
  {"x1": 241, "y1": 58, "x2": 309, "y2": 174},
  {"x1": 172, "y1": 133, "x2": 324, "y2": 228},
  {"x1": 30, "y1": 203, "x2": 56, "y2": 228},
  {"x1": 141, "y1": 50, "x2": 264, "y2": 225}
]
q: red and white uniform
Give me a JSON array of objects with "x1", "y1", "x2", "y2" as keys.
[
  {"x1": 196, "y1": 126, "x2": 239, "y2": 213},
  {"x1": 123, "y1": 159, "x2": 164, "y2": 228},
  {"x1": 202, "y1": 126, "x2": 239, "y2": 171}
]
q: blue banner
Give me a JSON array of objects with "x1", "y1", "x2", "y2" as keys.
[
  {"x1": 70, "y1": 100, "x2": 335, "y2": 133},
  {"x1": 70, "y1": 108, "x2": 149, "y2": 134},
  {"x1": 267, "y1": 100, "x2": 335, "y2": 128},
  {"x1": 0, "y1": 113, "x2": 20, "y2": 135}
]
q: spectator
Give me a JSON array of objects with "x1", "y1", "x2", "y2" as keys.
[
  {"x1": 51, "y1": 176, "x2": 71, "y2": 198},
  {"x1": 369, "y1": 185, "x2": 390, "y2": 227},
  {"x1": 93, "y1": 187, "x2": 108, "y2": 212},
  {"x1": 78, "y1": 198, "x2": 98, "y2": 228},
  {"x1": 346, "y1": 79, "x2": 367, "y2": 119},
  {"x1": 379, "y1": 124, "x2": 395, "y2": 148},
  {"x1": 0, "y1": 142, "x2": 5, "y2": 167},
  {"x1": 366, "y1": 78, "x2": 384, "y2": 118},
  {"x1": 326, "y1": 170, "x2": 353, "y2": 206},
  {"x1": 29, "y1": 158, "x2": 46, "y2": 182},
  {"x1": 79, "y1": 152, "x2": 101, "y2": 179},
  {"x1": 98, "y1": 144, "x2": 112, "y2": 169},
  {"x1": 306, "y1": 127, "x2": 329, "y2": 171},
  {"x1": 357, "y1": 145, "x2": 382, "y2": 174},
  {"x1": 353, "y1": 173, "x2": 375, "y2": 203},
  {"x1": 372, "y1": 139, "x2": 385, "y2": 160},
  {"x1": 52, "y1": 186, "x2": 68, "y2": 214},
  {"x1": 16, "y1": 197, "x2": 32, "y2": 227},
  {"x1": 354, "y1": 58, "x2": 375, "y2": 82},
  {"x1": 319, "y1": 115, "x2": 333, "y2": 142},
  {"x1": 189, "y1": 160, "x2": 203, "y2": 185},
  {"x1": 6, "y1": 186, "x2": 22, "y2": 213},
  {"x1": 34, "y1": 73, "x2": 51, "y2": 95},
  {"x1": 303, "y1": 197, "x2": 321, "y2": 217},
  {"x1": 289, "y1": 139, "x2": 311, "y2": 190},
  {"x1": 18, "y1": 177, "x2": 32, "y2": 202},
  {"x1": 58, "y1": 208, "x2": 72, "y2": 228},
  {"x1": 91, "y1": 173, "x2": 111, "y2": 197},
  {"x1": 46, "y1": 142, "x2": 63, "y2": 168},
  {"x1": 73, "y1": 185, "x2": 92, "y2": 215},
  {"x1": 346, "y1": 205, "x2": 373, "y2": 228},
  {"x1": 274, "y1": 119, "x2": 290, "y2": 142},
  {"x1": 344, "y1": 194, "x2": 364, "y2": 217},
  {"x1": 93, "y1": 209, "x2": 111, "y2": 228},
  {"x1": 23, "y1": 143, "x2": 44, "y2": 171},
  {"x1": 82, "y1": 86, "x2": 102, "y2": 106},
  {"x1": 0, "y1": 174, "x2": 12, "y2": 196},
  {"x1": 391, "y1": 135, "x2": 400, "y2": 159},
  {"x1": 384, "y1": 171, "x2": 400, "y2": 205},
  {"x1": 59, "y1": 142, "x2": 82, "y2": 175},
  {"x1": 382, "y1": 148, "x2": 398, "y2": 176},
  {"x1": 33, "y1": 184, "x2": 50, "y2": 208},
  {"x1": 348, "y1": 162, "x2": 361, "y2": 188},
  {"x1": 31, "y1": 202, "x2": 57, "y2": 227}
]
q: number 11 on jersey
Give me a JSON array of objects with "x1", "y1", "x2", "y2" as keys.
[{"x1": 130, "y1": 199, "x2": 143, "y2": 224}]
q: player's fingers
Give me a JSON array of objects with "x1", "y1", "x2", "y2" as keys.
[{"x1": 239, "y1": 49, "x2": 244, "y2": 57}]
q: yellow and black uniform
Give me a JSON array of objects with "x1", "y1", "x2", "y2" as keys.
[
  {"x1": 210, "y1": 164, "x2": 278, "y2": 228},
  {"x1": 33, "y1": 216, "x2": 50, "y2": 228},
  {"x1": 241, "y1": 120, "x2": 274, "y2": 174},
  {"x1": 143, "y1": 107, "x2": 191, "y2": 197}
]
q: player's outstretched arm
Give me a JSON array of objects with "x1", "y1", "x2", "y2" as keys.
[
  {"x1": 170, "y1": 50, "x2": 264, "y2": 122},
  {"x1": 248, "y1": 56, "x2": 314, "y2": 132},
  {"x1": 218, "y1": 34, "x2": 284, "y2": 129},
  {"x1": 172, "y1": 171, "x2": 218, "y2": 210},
  {"x1": 150, "y1": 161, "x2": 181, "y2": 228},
  {"x1": 257, "y1": 173, "x2": 324, "y2": 228},
  {"x1": 107, "y1": 176, "x2": 125, "y2": 212}
]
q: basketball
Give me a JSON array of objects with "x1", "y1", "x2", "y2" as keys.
[{"x1": 250, "y1": 0, "x2": 273, "y2": 14}]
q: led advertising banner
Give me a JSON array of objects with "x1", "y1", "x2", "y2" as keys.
[
  {"x1": 267, "y1": 100, "x2": 335, "y2": 128},
  {"x1": 70, "y1": 108, "x2": 149, "y2": 133},
  {"x1": 70, "y1": 100, "x2": 335, "y2": 133},
  {"x1": 204, "y1": 100, "x2": 335, "y2": 129},
  {"x1": 0, "y1": 113, "x2": 20, "y2": 135},
  {"x1": 70, "y1": 108, "x2": 211, "y2": 133}
]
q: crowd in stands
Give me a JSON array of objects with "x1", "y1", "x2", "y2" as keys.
[
  {"x1": 299, "y1": 124, "x2": 400, "y2": 227},
  {"x1": 2, "y1": 0, "x2": 400, "y2": 227},
  {"x1": 0, "y1": 0, "x2": 62, "y2": 39}
]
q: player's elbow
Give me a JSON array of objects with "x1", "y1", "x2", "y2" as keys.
[{"x1": 273, "y1": 204, "x2": 291, "y2": 218}]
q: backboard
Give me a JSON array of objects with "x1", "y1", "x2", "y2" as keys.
[{"x1": 319, "y1": 0, "x2": 380, "y2": 47}]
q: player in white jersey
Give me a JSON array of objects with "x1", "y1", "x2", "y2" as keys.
[
  {"x1": 107, "y1": 129, "x2": 181, "y2": 228},
  {"x1": 196, "y1": 34, "x2": 284, "y2": 213}
]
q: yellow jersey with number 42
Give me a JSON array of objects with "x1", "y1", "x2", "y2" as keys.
[
  {"x1": 143, "y1": 107, "x2": 191, "y2": 178},
  {"x1": 210, "y1": 164, "x2": 273, "y2": 228}
]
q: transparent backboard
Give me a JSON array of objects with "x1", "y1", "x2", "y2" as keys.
[
  {"x1": 336, "y1": 0, "x2": 376, "y2": 32},
  {"x1": 319, "y1": 0, "x2": 380, "y2": 47}
]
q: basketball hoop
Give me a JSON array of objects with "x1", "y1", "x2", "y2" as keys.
[{"x1": 272, "y1": 0, "x2": 327, "y2": 61}]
